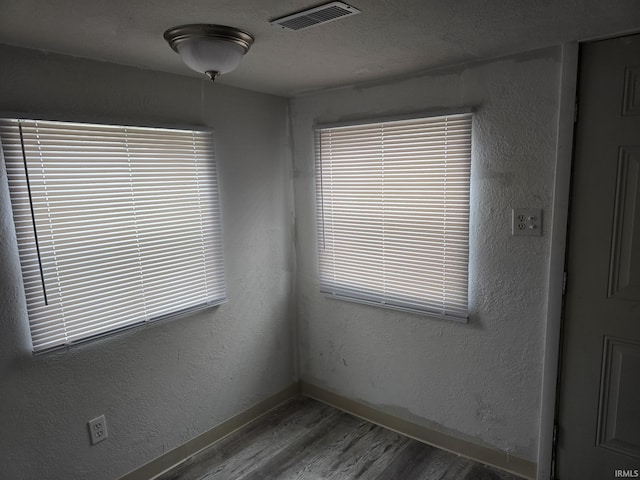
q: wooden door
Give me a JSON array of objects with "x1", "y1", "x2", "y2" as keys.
[{"x1": 556, "y1": 34, "x2": 640, "y2": 479}]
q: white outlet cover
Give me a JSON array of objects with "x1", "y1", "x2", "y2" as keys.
[
  {"x1": 512, "y1": 208, "x2": 542, "y2": 236},
  {"x1": 88, "y1": 414, "x2": 108, "y2": 445}
]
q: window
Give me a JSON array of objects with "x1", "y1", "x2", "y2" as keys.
[
  {"x1": 315, "y1": 112, "x2": 472, "y2": 320},
  {"x1": 0, "y1": 119, "x2": 226, "y2": 352}
]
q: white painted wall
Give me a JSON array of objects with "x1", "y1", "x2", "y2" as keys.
[
  {"x1": 0, "y1": 45, "x2": 296, "y2": 480},
  {"x1": 290, "y1": 47, "x2": 562, "y2": 462}
]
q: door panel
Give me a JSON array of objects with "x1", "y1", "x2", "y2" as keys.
[
  {"x1": 596, "y1": 336, "x2": 640, "y2": 459},
  {"x1": 557, "y1": 34, "x2": 640, "y2": 479},
  {"x1": 609, "y1": 147, "x2": 640, "y2": 300},
  {"x1": 623, "y1": 67, "x2": 640, "y2": 116}
]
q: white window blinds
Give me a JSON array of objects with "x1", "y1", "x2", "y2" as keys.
[
  {"x1": 0, "y1": 119, "x2": 226, "y2": 352},
  {"x1": 315, "y1": 112, "x2": 472, "y2": 320}
]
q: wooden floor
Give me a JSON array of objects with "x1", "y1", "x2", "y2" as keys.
[{"x1": 156, "y1": 397, "x2": 524, "y2": 480}]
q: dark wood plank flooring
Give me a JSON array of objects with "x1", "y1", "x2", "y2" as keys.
[{"x1": 156, "y1": 397, "x2": 525, "y2": 480}]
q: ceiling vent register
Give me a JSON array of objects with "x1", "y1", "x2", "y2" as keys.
[{"x1": 271, "y1": 2, "x2": 361, "y2": 31}]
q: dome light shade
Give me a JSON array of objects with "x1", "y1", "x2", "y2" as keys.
[{"x1": 164, "y1": 24, "x2": 254, "y2": 81}]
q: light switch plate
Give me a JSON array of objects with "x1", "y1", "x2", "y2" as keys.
[{"x1": 512, "y1": 208, "x2": 542, "y2": 236}]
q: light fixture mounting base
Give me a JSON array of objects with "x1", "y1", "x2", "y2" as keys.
[{"x1": 163, "y1": 24, "x2": 254, "y2": 54}]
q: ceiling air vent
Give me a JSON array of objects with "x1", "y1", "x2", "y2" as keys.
[{"x1": 270, "y1": 2, "x2": 361, "y2": 31}]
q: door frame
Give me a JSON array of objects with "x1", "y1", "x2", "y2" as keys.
[{"x1": 536, "y1": 40, "x2": 579, "y2": 480}]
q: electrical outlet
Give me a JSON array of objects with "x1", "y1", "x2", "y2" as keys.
[
  {"x1": 512, "y1": 208, "x2": 542, "y2": 236},
  {"x1": 88, "y1": 415, "x2": 108, "y2": 445}
]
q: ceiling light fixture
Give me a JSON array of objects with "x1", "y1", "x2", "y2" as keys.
[{"x1": 164, "y1": 24, "x2": 254, "y2": 82}]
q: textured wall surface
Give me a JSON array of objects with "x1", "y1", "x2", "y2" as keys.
[
  {"x1": 290, "y1": 47, "x2": 562, "y2": 462},
  {"x1": 0, "y1": 45, "x2": 296, "y2": 480},
  {"x1": 0, "y1": 41, "x2": 565, "y2": 478}
]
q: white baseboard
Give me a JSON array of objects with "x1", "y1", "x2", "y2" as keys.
[
  {"x1": 301, "y1": 381, "x2": 536, "y2": 480},
  {"x1": 118, "y1": 382, "x2": 301, "y2": 480}
]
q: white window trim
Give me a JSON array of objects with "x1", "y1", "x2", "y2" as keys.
[
  {"x1": 0, "y1": 118, "x2": 226, "y2": 353},
  {"x1": 314, "y1": 110, "x2": 472, "y2": 321}
]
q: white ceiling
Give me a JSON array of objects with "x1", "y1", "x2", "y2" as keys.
[{"x1": 1, "y1": 0, "x2": 639, "y2": 97}]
